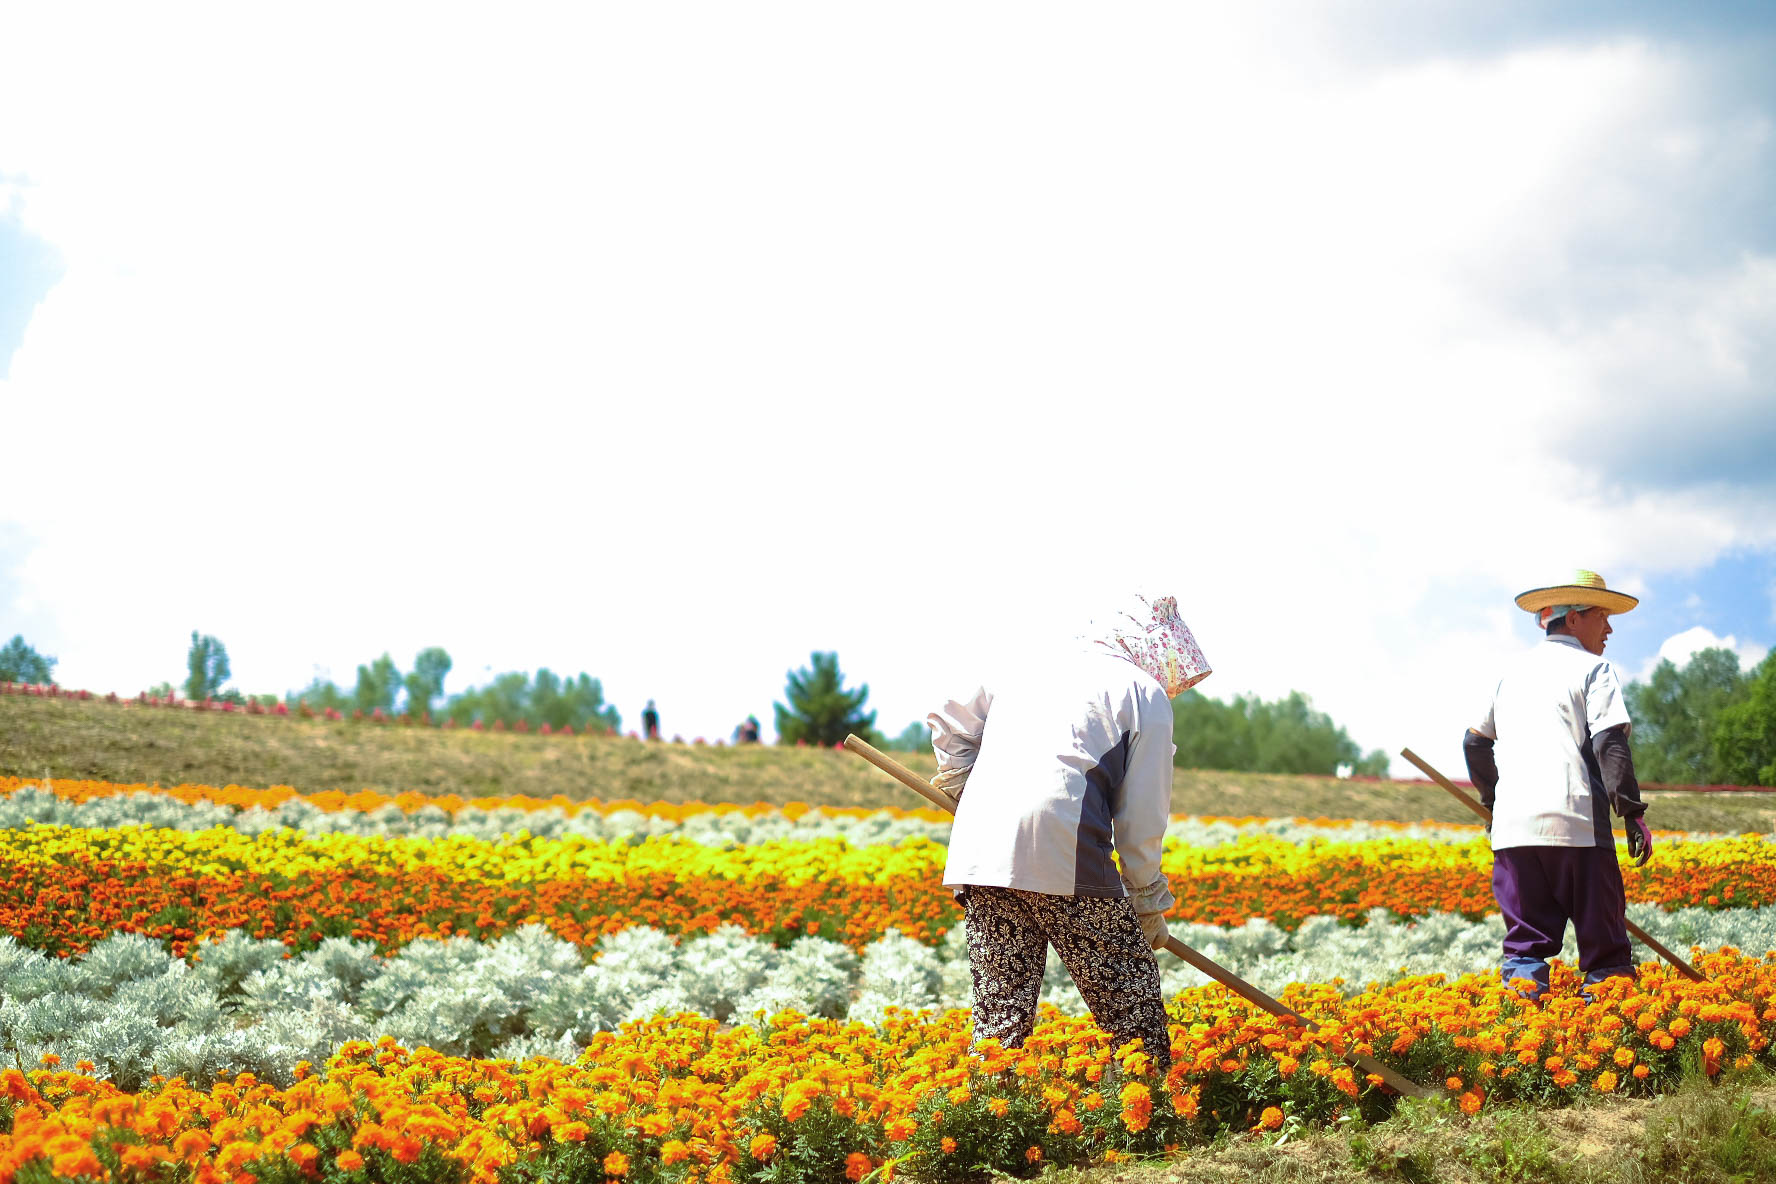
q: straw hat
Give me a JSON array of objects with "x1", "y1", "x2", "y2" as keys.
[{"x1": 1514, "y1": 569, "x2": 1639, "y2": 615}]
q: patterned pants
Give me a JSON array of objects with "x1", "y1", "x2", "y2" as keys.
[{"x1": 960, "y1": 885, "x2": 1172, "y2": 1070}]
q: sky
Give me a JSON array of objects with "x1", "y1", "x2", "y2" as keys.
[{"x1": 1, "y1": 3, "x2": 1773, "y2": 782}]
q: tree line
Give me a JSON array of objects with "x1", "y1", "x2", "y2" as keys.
[
  {"x1": 26, "y1": 629, "x2": 1773, "y2": 783},
  {"x1": 1627, "y1": 648, "x2": 1776, "y2": 786}
]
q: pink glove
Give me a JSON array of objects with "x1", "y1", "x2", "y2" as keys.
[{"x1": 1625, "y1": 816, "x2": 1653, "y2": 867}]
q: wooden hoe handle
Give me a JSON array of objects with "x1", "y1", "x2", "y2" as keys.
[
  {"x1": 842, "y1": 733, "x2": 1433, "y2": 1098},
  {"x1": 1399, "y1": 747, "x2": 1706, "y2": 983}
]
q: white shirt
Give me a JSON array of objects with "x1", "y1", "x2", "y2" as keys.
[
  {"x1": 930, "y1": 650, "x2": 1176, "y2": 905},
  {"x1": 1473, "y1": 634, "x2": 1633, "y2": 849}
]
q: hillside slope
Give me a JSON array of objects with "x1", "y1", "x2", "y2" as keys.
[{"x1": 3, "y1": 695, "x2": 1771, "y2": 830}]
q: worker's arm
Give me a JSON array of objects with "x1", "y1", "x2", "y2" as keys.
[
  {"x1": 927, "y1": 686, "x2": 992, "y2": 800},
  {"x1": 1114, "y1": 692, "x2": 1177, "y2": 917},
  {"x1": 1462, "y1": 728, "x2": 1499, "y2": 814},
  {"x1": 1591, "y1": 724, "x2": 1645, "y2": 819}
]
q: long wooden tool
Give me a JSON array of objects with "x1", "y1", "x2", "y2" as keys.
[
  {"x1": 842, "y1": 733, "x2": 1433, "y2": 1098},
  {"x1": 1399, "y1": 747, "x2": 1705, "y2": 982}
]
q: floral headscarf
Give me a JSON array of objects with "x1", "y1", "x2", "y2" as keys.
[{"x1": 1090, "y1": 594, "x2": 1212, "y2": 698}]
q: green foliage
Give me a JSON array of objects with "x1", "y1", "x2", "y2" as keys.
[
  {"x1": 403, "y1": 646, "x2": 452, "y2": 719},
  {"x1": 774, "y1": 652, "x2": 878, "y2": 747},
  {"x1": 354, "y1": 652, "x2": 402, "y2": 714},
  {"x1": 183, "y1": 631, "x2": 230, "y2": 701},
  {"x1": 1622, "y1": 647, "x2": 1775, "y2": 787},
  {"x1": 884, "y1": 720, "x2": 931, "y2": 753},
  {"x1": 1171, "y1": 690, "x2": 1388, "y2": 776},
  {"x1": 443, "y1": 668, "x2": 621, "y2": 732},
  {"x1": 0, "y1": 634, "x2": 55, "y2": 684},
  {"x1": 1713, "y1": 651, "x2": 1776, "y2": 787},
  {"x1": 1626, "y1": 648, "x2": 1749, "y2": 783},
  {"x1": 287, "y1": 675, "x2": 350, "y2": 713}
]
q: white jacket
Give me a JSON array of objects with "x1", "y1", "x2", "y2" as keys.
[{"x1": 930, "y1": 650, "x2": 1177, "y2": 912}]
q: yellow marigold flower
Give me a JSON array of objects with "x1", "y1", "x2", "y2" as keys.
[
  {"x1": 1594, "y1": 1071, "x2": 1618, "y2": 1093},
  {"x1": 986, "y1": 1097, "x2": 1009, "y2": 1118},
  {"x1": 1259, "y1": 1106, "x2": 1284, "y2": 1130},
  {"x1": 1614, "y1": 1047, "x2": 1635, "y2": 1068}
]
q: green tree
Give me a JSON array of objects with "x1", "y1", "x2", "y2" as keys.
[
  {"x1": 353, "y1": 653, "x2": 402, "y2": 714},
  {"x1": 287, "y1": 676, "x2": 350, "y2": 713},
  {"x1": 402, "y1": 647, "x2": 452, "y2": 718},
  {"x1": 184, "y1": 632, "x2": 231, "y2": 700},
  {"x1": 884, "y1": 720, "x2": 931, "y2": 753},
  {"x1": 0, "y1": 635, "x2": 56, "y2": 684},
  {"x1": 442, "y1": 669, "x2": 620, "y2": 732},
  {"x1": 1713, "y1": 651, "x2": 1776, "y2": 787},
  {"x1": 1172, "y1": 689, "x2": 1388, "y2": 776},
  {"x1": 1626, "y1": 649, "x2": 1749, "y2": 783},
  {"x1": 774, "y1": 652, "x2": 878, "y2": 747}
]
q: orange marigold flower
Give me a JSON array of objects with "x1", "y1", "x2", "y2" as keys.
[
  {"x1": 885, "y1": 1118, "x2": 916, "y2": 1142},
  {"x1": 845, "y1": 1152, "x2": 873, "y2": 1181},
  {"x1": 987, "y1": 1098, "x2": 1010, "y2": 1118},
  {"x1": 750, "y1": 1133, "x2": 778, "y2": 1160},
  {"x1": 941, "y1": 1137, "x2": 957, "y2": 1154},
  {"x1": 661, "y1": 1140, "x2": 691, "y2": 1165},
  {"x1": 1594, "y1": 1071, "x2": 1618, "y2": 1093},
  {"x1": 337, "y1": 1149, "x2": 366, "y2": 1172},
  {"x1": 557, "y1": 1121, "x2": 589, "y2": 1143},
  {"x1": 1259, "y1": 1106, "x2": 1284, "y2": 1130},
  {"x1": 1446, "y1": 1077, "x2": 1462, "y2": 1091},
  {"x1": 1633, "y1": 1065, "x2": 1651, "y2": 1079},
  {"x1": 1025, "y1": 1146, "x2": 1043, "y2": 1164},
  {"x1": 604, "y1": 1151, "x2": 629, "y2": 1176},
  {"x1": 1459, "y1": 1091, "x2": 1483, "y2": 1116},
  {"x1": 1670, "y1": 1018, "x2": 1692, "y2": 1039}
]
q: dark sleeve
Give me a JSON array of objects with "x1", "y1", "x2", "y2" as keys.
[
  {"x1": 1462, "y1": 729, "x2": 1498, "y2": 813},
  {"x1": 1592, "y1": 723, "x2": 1645, "y2": 819}
]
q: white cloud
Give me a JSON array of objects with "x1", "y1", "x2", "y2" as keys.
[
  {"x1": 0, "y1": 5, "x2": 1772, "y2": 781},
  {"x1": 1641, "y1": 627, "x2": 1769, "y2": 679}
]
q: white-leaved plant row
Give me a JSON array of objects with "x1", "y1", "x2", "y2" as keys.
[
  {"x1": 4, "y1": 785, "x2": 1695, "y2": 847},
  {"x1": 3, "y1": 904, "x2": 1765, "y2": 1092}
]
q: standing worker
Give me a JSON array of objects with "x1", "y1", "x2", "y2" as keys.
[
  {"x1": 1463, "y1": 570, "x2": 1654, "y2": 1000},
  {"x1": 642, "y1": 700, "x2": 661, "y2": 741},
  {"x1": 929, "y1": 594, "x2": 1210, "y2": 1070}
]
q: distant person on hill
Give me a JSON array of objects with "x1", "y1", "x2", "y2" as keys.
[
  {"x1": 929, "y1": 594, "x2": 1210, "y2": 1072},
  {"x1": 735, "y1": 715, "x2": 761, "y2": 744},
  {"x1": 1464, "y1": 570, "x2": 1652, "y2": 1001},
  {"x1": 642, "y1": 700, "x2": 661, "y2": 741}
]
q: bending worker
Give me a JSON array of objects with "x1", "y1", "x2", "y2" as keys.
[
  {"x1": 928, "y1": 595, "x2": 1210, "y2": 1069},
  {"x1": 1463, "y1": 570, "x2": 1654, "y2": 999}
]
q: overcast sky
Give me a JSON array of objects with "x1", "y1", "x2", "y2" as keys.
[{"x1": 2, "y1": 3, "x2": 1773, "y2": 783}]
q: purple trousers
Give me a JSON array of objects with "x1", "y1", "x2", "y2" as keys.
[{"x1": 1493, "y1": 844, "x2": 1634, "y2": 996}]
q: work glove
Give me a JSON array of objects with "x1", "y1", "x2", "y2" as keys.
[
  {"x1": 931, "y1": 766, "x2": 970, "y2": 805},
  {"x1": 1137, "y1": 910, "x2": 1172, "y2": 951},
  {"x1": 1625, "y1": 815, "x2": 1653, "y2": 867}
]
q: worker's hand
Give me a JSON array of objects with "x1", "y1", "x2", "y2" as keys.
[
  {"x1": 1625, "y1": 815, "x2": 1654, "y2": 867},
  {"x1": 931, "y1": 767, "x2": 970, "y2": 804},
  {"x1": 1137, "y1": 910, "x2": 1171, "y2": 952}
]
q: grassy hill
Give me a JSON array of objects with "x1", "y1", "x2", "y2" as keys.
[{"x1": 4, "y1": 694, "x2": 1773, "y2": 831}]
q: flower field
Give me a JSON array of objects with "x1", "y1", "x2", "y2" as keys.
[{"x1": 3, "y1": 776, "x2": 1776, "y2": 1182}]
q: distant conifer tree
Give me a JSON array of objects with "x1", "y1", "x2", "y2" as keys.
[
  {"x1": 774, "y1": 651, "x2": 879, "y2": 747},
  {"x1": 0, "y1": 635, "x2": 56, "y2": 684}
]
